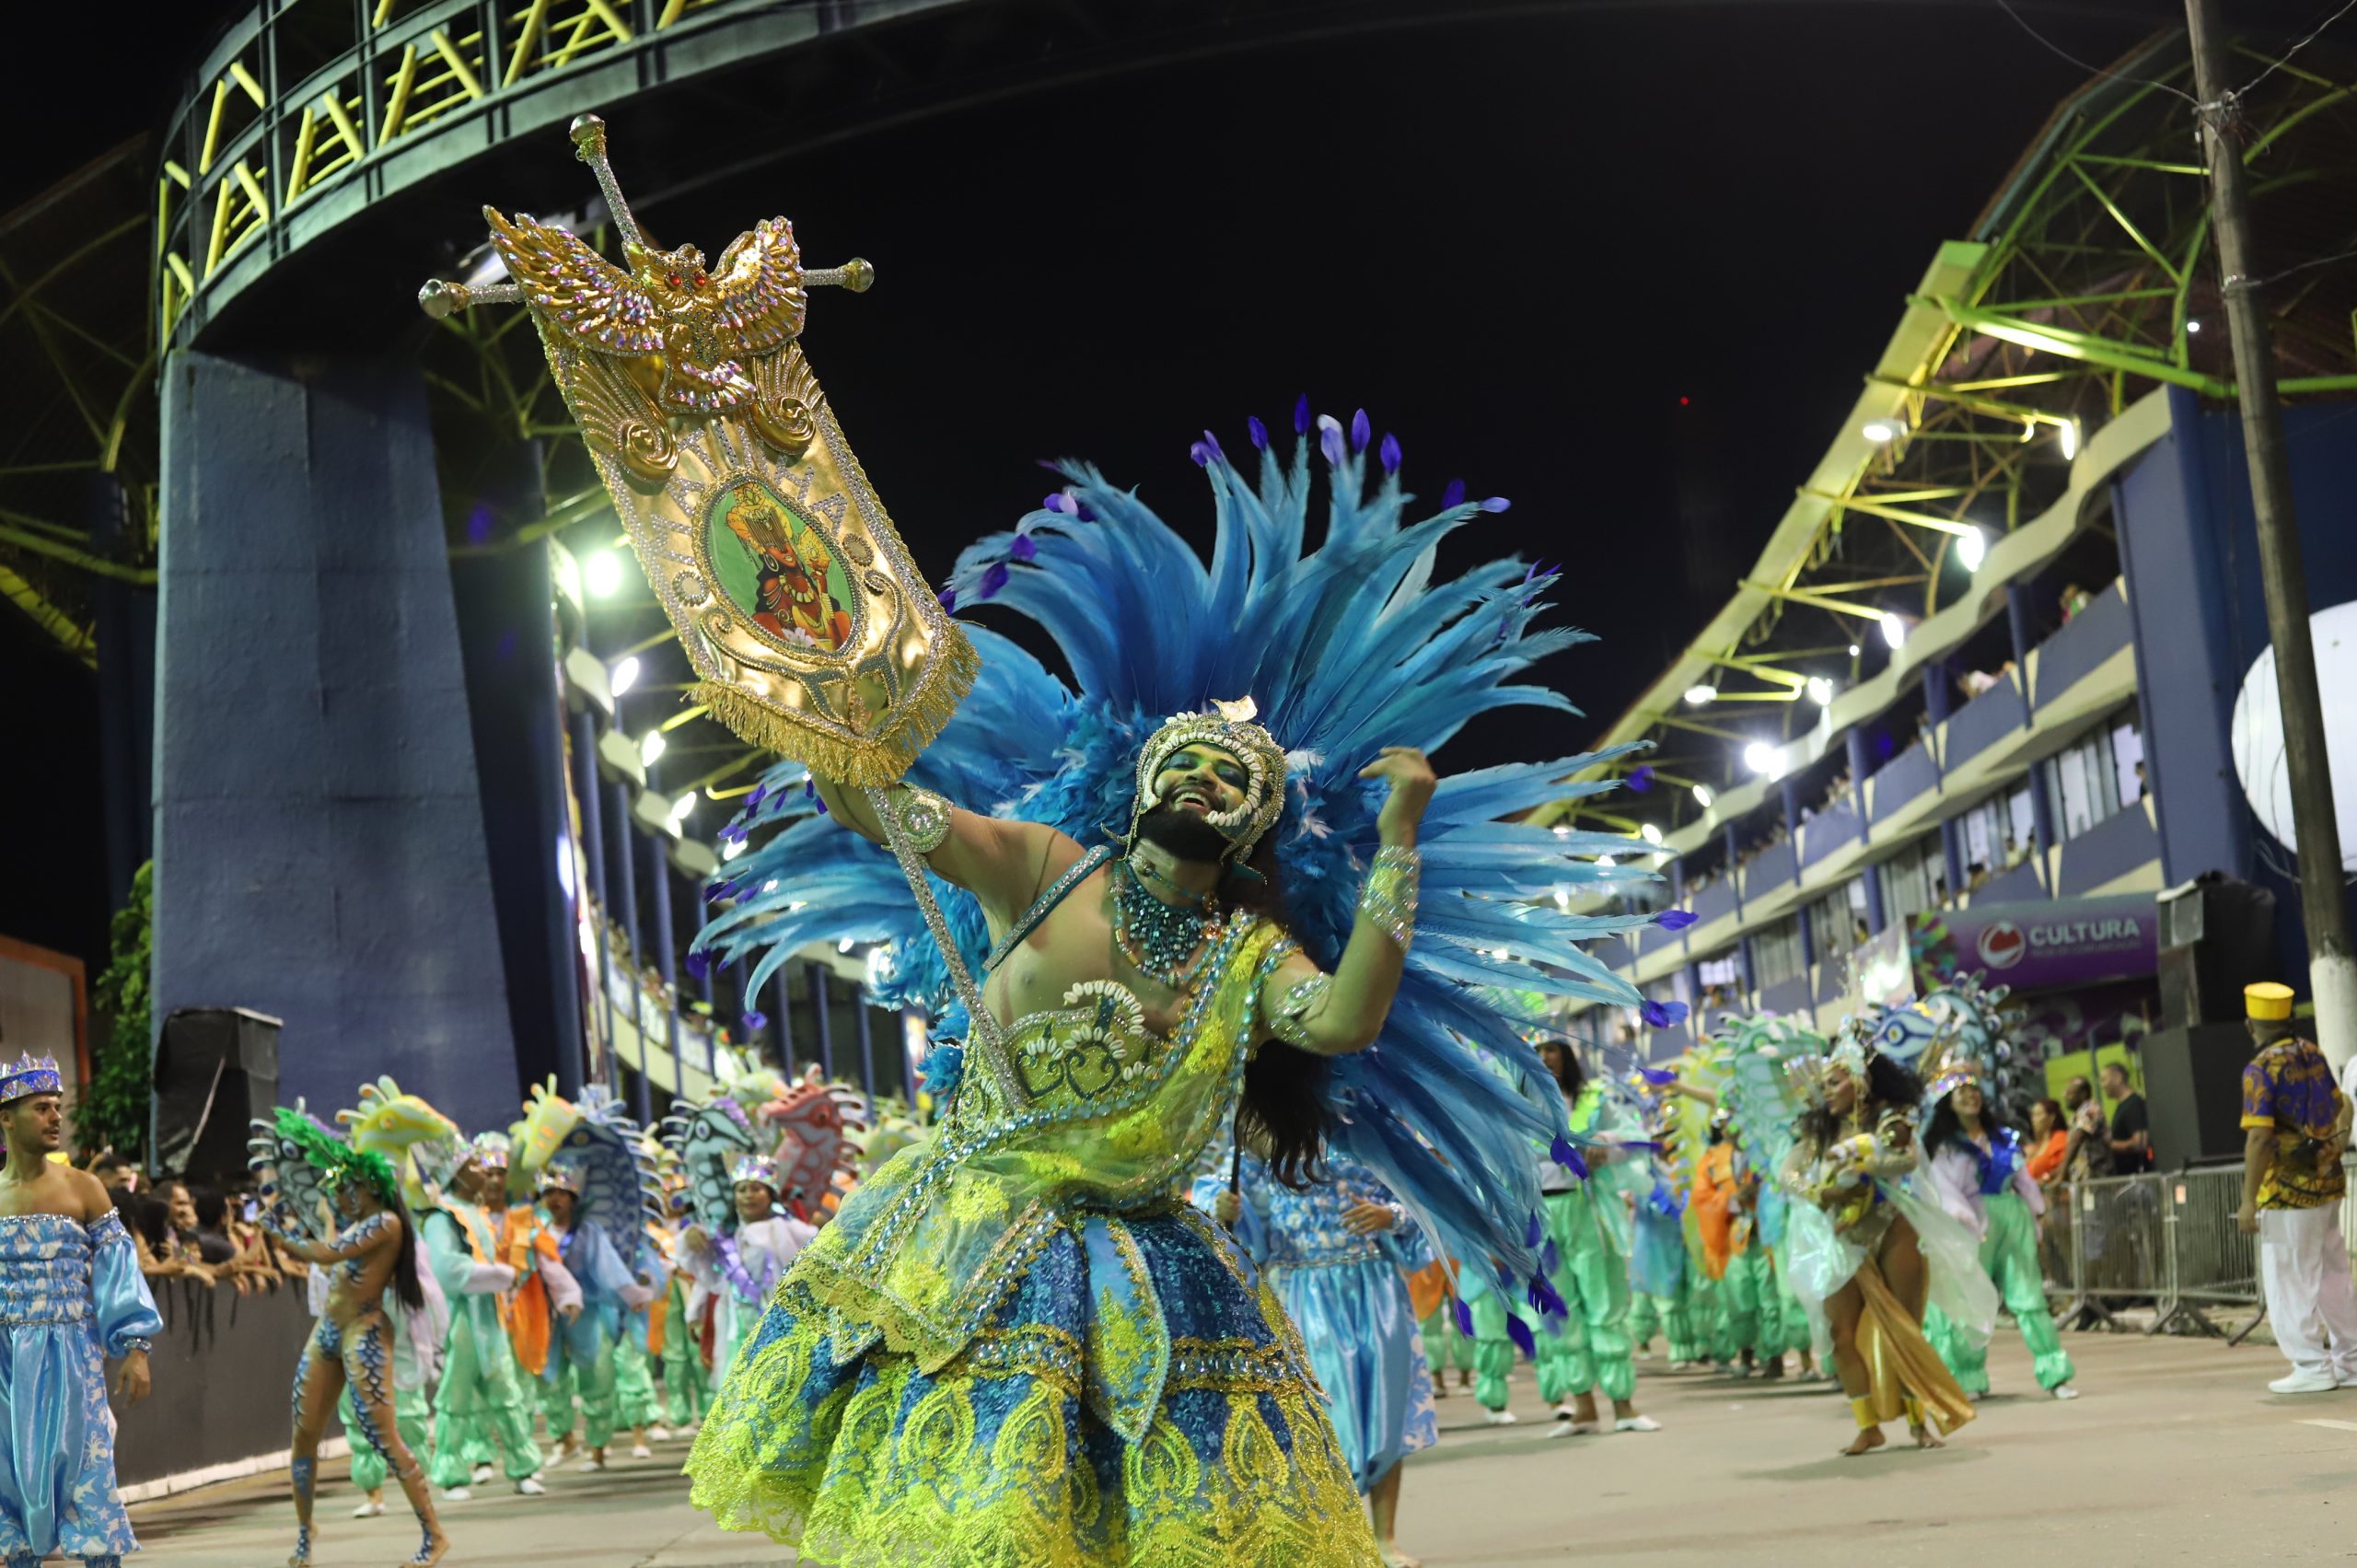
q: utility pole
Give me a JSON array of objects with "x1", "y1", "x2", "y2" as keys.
[{"x1": 2186, "y1": 0, "x2": 2356, "y2": 1069}]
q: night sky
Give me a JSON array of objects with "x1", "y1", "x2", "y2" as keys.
[{"x1": 0, "y1": 0, "x2": 2292, "y2": 973}]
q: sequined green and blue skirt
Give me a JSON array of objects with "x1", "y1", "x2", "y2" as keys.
[{"x1": 684, "y1": 1204, "x2": 1380, "y2": 1568}]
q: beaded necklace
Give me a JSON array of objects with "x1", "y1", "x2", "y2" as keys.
[{"x1": 1113, "y1": 857, "x2": 1226, "y2": 991}]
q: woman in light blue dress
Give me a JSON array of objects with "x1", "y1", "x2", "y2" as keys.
[{"x1": 1202, "y1": 1150, "x2": 1438, "y2": 1568}]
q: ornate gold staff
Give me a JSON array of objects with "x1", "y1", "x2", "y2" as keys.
[{"x1": 422, "y1": 116, "x2": 1000, "y2": 1043}]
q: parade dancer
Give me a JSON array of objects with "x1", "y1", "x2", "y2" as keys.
[
  {"x1": 1204, "y1": 1151, "x2": 1439, "y2": 1567},
  {"x1": 1780, "y1": 1033, "x2": 1994, "y2": 1458},
  {"x1": 1692, "y1": 1110, "x2": 1785, "y2": 1378},
  {"x1": 653, "y1": 1188, "x2": 712, "y2": 1434},
  {"x1": 0, "y1": 1052, "x2": 159, "y2": 1568},
  {"x1": 250, "y1": 1109, "x2": 449, "y2": 1567},
  {"x1": 421, "y1": 1142, "x2": 548, "y2": 1497},
  {"x1": 1921, "y1": 1071, "x2": 2079, "y2": 1401},
  {"x1": 679, "y1": 1156, "x2": 815, "y2": 1380},
  {"x1": 532, "y1": 1167, "x2": 634, "y2": 1470},
  {"x1": 1534, "y1": 1043, "x2": 1656, "y2": 1435}
]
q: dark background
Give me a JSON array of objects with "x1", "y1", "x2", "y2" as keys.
[{"x1": 0, "y1": 0, "x2": 2301, "y2": 978}]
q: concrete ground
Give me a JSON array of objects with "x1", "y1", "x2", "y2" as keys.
[{"x1": 134, "y1": 1328, "x2": 2357, "y2": 1566}]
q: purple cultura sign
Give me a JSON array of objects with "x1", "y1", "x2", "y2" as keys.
[{"x1": 1910, "y1": 893, "x2": 2158, "y2": 992}]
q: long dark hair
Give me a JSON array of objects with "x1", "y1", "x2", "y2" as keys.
[
  {"x1": 1538, "y1": 1040, "x2": 1585, "y2": 1101},
  {"x1": 1223, "y1": 834, "x2": 1331, "y2": 1187},
  {"x1": 1799, "y1": 1051, "x2": 1924, "y2": 1150},
  {"x1": 353, "y1": 1187, "x2": 426, "y2": 1312},
  {"x1": 1922, "y1": 1086, "x2": 2002, "y2": 1159}
]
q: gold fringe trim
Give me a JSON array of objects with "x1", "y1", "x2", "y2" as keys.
[{"x1": 692, "y1": 624, "x2": 980, "y2": 786}]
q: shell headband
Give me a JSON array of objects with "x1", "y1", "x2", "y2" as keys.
[{"x1": 1129, "y1": 697, "x2": 1289, "y2": 859}]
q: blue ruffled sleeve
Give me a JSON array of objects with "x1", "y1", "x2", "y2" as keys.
[{"x1": 88, "y1": 1210, "x2": 164, "y2": 1357}]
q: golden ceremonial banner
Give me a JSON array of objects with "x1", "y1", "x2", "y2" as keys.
[{"x1": 419, "y1": 114, "x2": 974, "y2": 787}]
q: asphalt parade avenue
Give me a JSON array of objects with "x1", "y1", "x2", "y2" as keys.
[{"x1": 136, "y1": 1327, "x2": 2351, "y2": 1566}]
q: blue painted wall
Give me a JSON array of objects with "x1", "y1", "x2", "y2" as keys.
[
  {"x1": 2116, "y1": 388, "x2": 2357, "y2": 986},
  {"x1": 153, "y1": 354, "x2": 519, "y2": 1133}
]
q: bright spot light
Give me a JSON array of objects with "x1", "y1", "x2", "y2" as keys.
[
  {"x1": 670, "y1": 790, "x2": 697, "y2": 821},
  {"x1": 1862, "y1": 420, "x2": 1898, "y2": 444},
  {"x1": 2186, "y1": 319, "x2": 2202, "y2": 334},
  {"x1": 1553, "y1": 888, "x2": 1572, "y2": 911},
  {"x1": 610, "y1": 656, "x2": 642, "y2": 696},
  {"x1": 586, "y1": 551, "x2": 626, "y2": 598},
  {"x1": 639, "y1": 729, "x2": 667, "y2": 765},
  {"x1": 2059, "y1": 419, "x2": 2080, "y2": 461},
  {"x1": 1956, "y1": 526, "x2": 1987, "y2": 573},
  {"x1": 722, "y1": 836, "x2": 748, "y2": 862},
  {"x1": 1848, "y1": 644, "x2": 1862, "y2": 657},
  {"x1": 1684, "y1": 684, "x2": 1718, "y2": 706},
  {"x1": 1551, "y1": 824, "x2": 1573, "y2": 838},
  {"x1": 555, "y1": 834, "x2": 575, "y2": 900},
  {"x1": 1691, "y1": 783, "x2": 1715, "y2": 808},
  {"x1": 1805, "y1": 675, "x2": 1835, "y2": 706},
  {"x1": 1640, "y1": 822, "x2": 1665, "y2": 846},
  {"x1": 1742, "y1": 741, "x2": 1779, "y2": 775},
  {"x1": 865, "y1": 946, "x2": 895, "y2": 991},
  {"x1": 1879, "y1": 611, "x2": 1906, "y2": 650},
  {"x1": 838, "y1": 937, "x2": 858, "y2": 954}
]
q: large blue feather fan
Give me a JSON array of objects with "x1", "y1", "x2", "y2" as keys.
[{"x1": 698, "y1": 408, "x2": 1679, "y2": 1307}]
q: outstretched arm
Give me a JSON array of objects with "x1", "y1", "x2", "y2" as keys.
[
  {"x1": 274, "y1": 1209, "x2": 399, "y2": 1265},
  {"x1": 1258, "y1": 749, "x2": 1434, "y2": 1056},
  {"x1": 811, "y1": 776, "x2": 1074, "y2": 933}
]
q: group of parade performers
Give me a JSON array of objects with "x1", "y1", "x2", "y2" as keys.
[{"x1": 0, "y1": 405, "x2": 2086, "y2": 1568}]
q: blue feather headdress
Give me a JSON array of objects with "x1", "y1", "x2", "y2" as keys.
[{"x1": 698, "y1": 402, "x2": 1683, "y2": 1308}]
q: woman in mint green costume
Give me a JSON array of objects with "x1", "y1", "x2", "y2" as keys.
[
  {"x1": 1921, "y1": 1076, "x2": 2079, "y2": 1400},
  {"x1": 1532, "y1": 1043, "x2": 1657, "y2": 1435}
]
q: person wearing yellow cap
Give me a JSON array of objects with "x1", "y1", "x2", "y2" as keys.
[{"x1": 2236, "y1": 981, "x2": 2357, "y2": 1394}]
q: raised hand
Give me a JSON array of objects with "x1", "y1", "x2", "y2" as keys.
[{"x1": 1358, "y1": 747, "x2": 1436, "y2": 848}]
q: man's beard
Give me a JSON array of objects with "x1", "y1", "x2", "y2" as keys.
[{"x1": 1133, "y1": 804, "x2": 1232, "y2": 866}]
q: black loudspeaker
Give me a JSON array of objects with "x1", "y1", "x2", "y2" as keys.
[
  {"x1": 151, "y1": 1007, "x2": 280, "y2": 1187},
  {"x1": 2140, "y1": 1022, "x2": 2257, "y2": 1168},
  {"x1": 2156, "y1": 873, "x2": 2278, "y2": 1028}
]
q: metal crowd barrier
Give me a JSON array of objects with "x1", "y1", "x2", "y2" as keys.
[{"x1": 2038, "y1": 1156, "x2": 2357, "y2": 1342}]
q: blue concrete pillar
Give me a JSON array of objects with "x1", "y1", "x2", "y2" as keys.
[
  {"x1": 1845, "y1": 726, "x2": 1874, "y2": 845},
  {"x1": 1737, "y1": 935, "x2": 1758, "y2": 1004},
  {"x1": 1862, "y1": 852, "x2": 1888, "y2": 937},
  {"x1": 153, "y1": 353, "x2": 515, "y2": 1132},
  {"x1": 1723, "y1": 822, "x2": 1744, "y2": 918},
  {"x1": 572, "y1": 709, "x2": 614, "y2": 1089},
  {"x1": 809, "y1": 962, "x2": 834, "y2": 1079},
  {"x1": 854, "y1": 987, "x2": 876, "y2": 1095},
  {"x1": 1940, "y1": 817, "x2": 1968, "y2": 908},
  {"x1": 646, "y1": 833, "x2": 683, "y2": 1108},
  {"x1": 610, "y1": 782, "x2": 649, "y2": 1125}
]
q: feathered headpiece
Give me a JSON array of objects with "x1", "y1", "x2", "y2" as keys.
[
  {"x1": 268, "y1": 1106, "x2": 402, "y2": 1212},
  {"x1": 696, "y1": 403, "x2": 1687, "y2": 1307}
]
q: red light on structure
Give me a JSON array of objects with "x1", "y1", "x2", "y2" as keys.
[{"x1": 1678, "y1": 396, "x2": 1690, "y2": 407}]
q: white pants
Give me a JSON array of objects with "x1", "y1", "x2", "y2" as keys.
[{"x1": 2258, "y1": 1202, "x2": 2357, "y2": 1376}]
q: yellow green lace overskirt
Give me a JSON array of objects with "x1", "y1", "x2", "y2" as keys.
[{"x1": 685, "y1": 1205, "x2": 1382, "y2": 1568}]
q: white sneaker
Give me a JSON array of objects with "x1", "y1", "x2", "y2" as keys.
[
  {"x1": 440, "y1": 1487, "x2": 472, "y2": 1503},
  {"x1": 353, "y1": 1499, "x2": 386, "y2": 1518},
  {"x1": 2270, "y1": 1368, "x2": 2340, "y2": 1395},
  {"x1": 2050, "y1": 1384, "x2": 2081, "y2": 1400},
  {"x1": 1542, "y1": 1415, "x2": 1582, "y2": 1439},
  {"x1": 646, "y1": 1424, "x2": 672, "y2": 1442},
  {"x1": 514, "y1": 1476, "x2": 547, "y2": 1496},
  {"x1": 1634, "y1": 1348, "x2": 1655, "y2": 1361},
  {"x1": 1482, "y1": 1408, "x2": 1519, "y2": 1426},
  {"x1": 575, "y1": 1455, "x2": 608, "y2": 1472},
  {"x1": 470, "y1": 1462, "x2": 494, "y2": 1485},
  {"x1": 630, "y1": 1443, "x2": 654, "y2": 1459},
  {"x1": 1615, "y1": 1415, "x2": 1662, "y2": 1433}
]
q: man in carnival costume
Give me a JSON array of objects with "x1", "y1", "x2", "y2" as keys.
[
  {"x1": 416, "y1": 123, "x2": 1683, "y2": 1565},
  {"x1": 418, "y1": 1135, "x2": 549, "y2": 1498},
  {"x1": 1531, "y1": 1041, "x2": 1657, "y2": 1435},
  {"x1": 0, "y1": 1050, "x2": 160, "y2": 1568},
  {"x1": 530, "y1": 1165, "x2": 646, "y2": 1470},
  {"x1": 678, "y1": 407, "x2": 1689, "y2": 1567}
]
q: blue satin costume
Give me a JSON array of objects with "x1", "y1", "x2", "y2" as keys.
[
  {"x1": 0, "y1": 1211, "x2": 162, "y2": 1566},
  {"x1": 1196, "y1": 1152, "x2": 1437, "y2": 1493}
]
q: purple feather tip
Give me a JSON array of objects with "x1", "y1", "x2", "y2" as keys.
[
  {"x1": 1188, "y1": 441, "x2": 1214, "y2": 468},
  {"x1": 1009, "y1": 533, "x2": 1038, "y2": 563},
  {"x1": 685, "y1": 949, "x2": 711, "y2": 981},
  {"x1": 1378, "y1": 432, "x2": 1401, "y2": 473},
  {"x1": 1247, "y1": 415, "x2": 1269, "y2": 450},
  {"x1": 1453, "y1": 1297, "x2": 1475, "y2": 1338},
  {"x1": 1480, "y1": 496, "x2": 1512, "y2": 513},
  {"x1": 813, "y1": 795, "x2": 829, "y2": 817},
  {"x1": 1441, "y1": 479, "x2": 1466, "y2": 509},
  {"x1": 1505, "y1": 1313, "x2": 1537, "y2": 1357},
  {"x1": 1640, "y1": 999, "x2": 1690, "y2": 1029},
  {"x1": 746, "y1": 785, "x2": 767, "y2": 811},
  {"x1": 1627, "y1": 764, "x2": 1655, "y2": 793},
  {"x1": 1551, "y1": 1136, "x2": 1589, "y2": 1179},
  {"x1": 1525, "y1": 1211, "x2": 1542, "y2": 1249},
  {"x1": 1202, "y1": 429, "x2": 1225, "y2": 462},
  {"x1": 1539, "y1": 1238, "x2": 1560, "y2": 1276},
  {"x1": 1319, "y1": 424, "x2": 1345, "y2": 468},
  {"x1": 979, "y1": 562, "x2": 1010, "y2": 600},
  {"x1": 1043, "y1": 493, "x2": 1071, "y2": 514},
  {"x1": 1350, "y1": 409, "x2": 1372, "y2": 451},
  {"x1": 741, "y1": 1011, "x2": 768, "y2": 1032},
  {"x1": 1530, "y1": 1273, "x2": 1567, "y2": 1318},
  {"x1": 1294, "y1": 394, "x2": 1312, "y2": 434},
  {"x1": 1657, "y1": 909, "x2": 1698, "y2": 932},
  {"x1": 1637, "y1": 1065, "x2": 1678, "y2": 1086},
  {"x1": 936, "y1": 587, "x2": 957, "y2": 613}
]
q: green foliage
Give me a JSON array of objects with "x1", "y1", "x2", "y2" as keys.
[{"x1": 82, "y1": 862, "x2": 153, "y2": 1162}]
